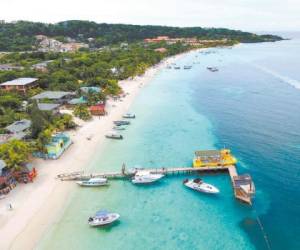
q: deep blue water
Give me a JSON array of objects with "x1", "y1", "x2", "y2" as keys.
[
  {"x1": 39, "y1": 39, "x2": 300, "y2": 250},
  {"x1": 190, "y1": 40, "x2": 300, "y2": 249}
]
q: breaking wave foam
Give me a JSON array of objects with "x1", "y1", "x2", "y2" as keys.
[{"x1": 254, "y1": 64, "x2": 300, "y2": 90}]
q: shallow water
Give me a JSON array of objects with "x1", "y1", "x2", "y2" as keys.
[{"x1": 39, "y1": 39, "x2": 300, "y2": 250}]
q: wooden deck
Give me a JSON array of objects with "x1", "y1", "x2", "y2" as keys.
[{"x1": 57, "y1": 164, "x2": 254, "y2": 205}]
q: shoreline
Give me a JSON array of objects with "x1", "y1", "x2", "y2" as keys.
[{"x1": 0, "y1": 51, "x2": 189, "y2": 250}]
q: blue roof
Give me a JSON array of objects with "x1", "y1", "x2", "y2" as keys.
[
  {"x1": 68, "y1": 96, "x2": 87, "y2": 105},
  {"x1": 37, "y1": 103, "x2": 61, "y2": 111},
  {"x1": 95, "y1": 210, "x2": 109, "y2": 217},
  {"x1": 80, "y1": 87, "x2": 101, "y2": 94},
  {"x1": 5, "y1": 119, "x2": 31, "y2": 133}
]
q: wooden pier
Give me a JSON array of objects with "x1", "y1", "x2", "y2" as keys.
[{"x1": 57, "y1": 164, "x2": 254, "y2": 205}]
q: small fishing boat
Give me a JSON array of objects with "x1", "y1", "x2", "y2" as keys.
[
  {"x1": 105, "y1": 131, "x2": 123, "y2": 139},
  {"x1": 132, "y1": 170, "x2": 164, "y2": 184},
  {"x1": 184, "y1": 65, "x2": 192, "y2": 69},
  {"x1": 174, "y1": 66, "x2": 181, "y2": 70},
  {"x1": 88, "y1": 210, "x2": 120, "y2": 227},
  {"x1": 122, "y1": 113, "x2": 136, "y2": 119},
  {"x1": 113, "y1": 126, "x2": 126, "y2": 131},
  {"x1": 207, "y1": 67, "x2": 219, "y2": 72},
  {"x1": 114, "y1": 120, "x2": 130, "y2": 126},
  {"x1": 183, "y1": 178, "x2": 219, "y2": 194},
  {"x1": 77, "y1": 177, "x2": 108, "y2": 187}
]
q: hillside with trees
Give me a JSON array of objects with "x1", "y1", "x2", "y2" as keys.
[{"x1": 0, "y1": 20, "x2": 283, "y2": 51}]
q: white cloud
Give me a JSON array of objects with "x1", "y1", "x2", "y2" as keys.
[{"x1": 1, "y1": 0, "x2": 300, "y2": 31}]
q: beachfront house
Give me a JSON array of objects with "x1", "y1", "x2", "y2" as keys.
[
  {"x1": 89, "y1": 103, "x2": 106, "y2": 116},
  {"x1": 31, "y1": 91, "x2": 75, "y2": 104},
  {"x1": 34, "y1": 133, "x2": 72, "y2": 160},
  {"x1": 4, "y1": 119, "x2": 32, "y2": 140},
  {"x1": 0, "y1": 78, "x2": 38, "y2": 94}
]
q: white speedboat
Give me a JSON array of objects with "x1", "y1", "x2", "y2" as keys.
[
  {"x1": 77, "y1": 177, "x2": 108, "y2": 187},
  {"x1": 132, "y1": 171, "x2": 164, "y2": 184},
  {"x1": 88, "y1": 210, "x2": 120, "y2": 227},
  {"x1": 105, "y1": 131, "x2": 123, "y2": 139},
  {"x1": 123, "y1": 113, "x2": 136, "y2": 119},
  {"x1": 183, "y1": 178, "x2": 219, "y2": 194}
]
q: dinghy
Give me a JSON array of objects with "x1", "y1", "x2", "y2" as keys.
[{"x1": 105, "y1": 131, "x2": 123, "y2": 139}]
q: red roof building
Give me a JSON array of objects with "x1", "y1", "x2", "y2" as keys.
[{"x1": 89, "y1": 104, "x2": 106, "y2": 116}]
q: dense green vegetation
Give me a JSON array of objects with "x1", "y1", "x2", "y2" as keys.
[
  {"x1": 0, "y1": 20, "x2": 283, "y2": 51},
  {"x1": 0, "y1": 139, "x2": 33, "y2": 169},
  {"x1": 73, "y1": 105, "x2": 92, "y2": 121},
  {"x1": 0, "y1": 43, "x2": 186, "y2": 91}
]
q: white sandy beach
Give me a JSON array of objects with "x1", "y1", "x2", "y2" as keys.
[{"x1": 0, "y1": 52, "x2": 187, "y2": 250}]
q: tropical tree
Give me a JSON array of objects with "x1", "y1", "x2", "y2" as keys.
[
  {"x1": 87, "y1": 92, "x2": 106, "y2": 106},
  {"x1": 35, "y1": 128, "x2": 53, "y2": 153},
  {"x1": 0, "y1": 139, "x2": 32, "y2": 170},
  {"x1": 52, "y1": 114, "x2": 76, "y2": 130},
  {"x1": 73, "y1": 105, "x2": 91, "y2": 121},
  {"x1": 28, "y1": 101, "x2": 50, "y2": 138}
]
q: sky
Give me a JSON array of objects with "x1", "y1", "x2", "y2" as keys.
[{"x1": 1, "y1": 0, "x2": 300, "y2": 31}]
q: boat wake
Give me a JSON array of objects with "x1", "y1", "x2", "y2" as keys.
[{"x1": 253, "y1": 64, "x2": 300, "y2": 90}]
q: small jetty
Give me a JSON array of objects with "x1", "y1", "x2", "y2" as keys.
[{"x1": 57, "y1": 149, "x2": 255, "y2": 205}]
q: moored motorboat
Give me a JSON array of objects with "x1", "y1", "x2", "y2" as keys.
[
  {"x1": 174, "y1": 66, "x2": 181, "y2": 69},
  {"x1": 114, "y1": 120, "x2": 130, "y2": 126},
  {"x1": 183, "y1": 178, "x2": 219, "y2": 194},
  {"x1": 88, "y1": 210, "x2": 120, "y2": 227},
  {"x1": 184, "y1": 65, "x2": 192, "y2": 69},
  {"x1": 123, "y1": 113, "x2": 136, "y2": 119},
  {"x1": 207, "y1": 67, "x2": 219, "y2": 72},
  {"x1": 113, "y1": 126, "x2": 126, "y2": 131},
  {"x1": 105, "y1": 131, "x2": 123, "y2": 139},
  {"x1": 132, "y1": 170, "x2": 164, "y2": 184},
  {"x1": 77, "y1": 177, "x2": 108, "y2": 187}
]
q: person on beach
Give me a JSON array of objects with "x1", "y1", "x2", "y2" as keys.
[{"x1": 8, "y1": 203, "x2": 13, "y2": 210}]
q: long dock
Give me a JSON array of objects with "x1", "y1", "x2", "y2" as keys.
[{"x1": 57, "y1": 164, "x2": 254, "y2": 205}]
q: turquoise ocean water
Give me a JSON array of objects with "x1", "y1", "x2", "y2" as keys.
[{"x1": 39, "y1": 38, "x2": 300, "y2": 250}]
